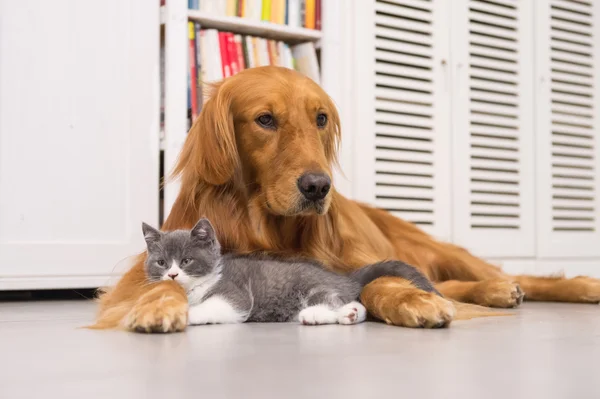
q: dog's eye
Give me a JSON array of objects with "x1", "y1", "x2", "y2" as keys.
[
  {"x1": 316, "y1": 113, "x2": 328, "y2": 128},
  {"x1": 182, "y1": 258, "x2": 192, "y2": 266},
  {"x1": 157, "y1": 260, "x2": 166, "y2": 267},
  {"x1": 256, "y1": 114, "x2": 276, "y2": 129}
]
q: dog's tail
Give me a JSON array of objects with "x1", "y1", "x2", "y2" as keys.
[
  {"x1": 452, "y1": 301, "x2": 513, "y2": 320},
  {"x1": 349, "y1": 260, "x2": 441, "y2": 296}
]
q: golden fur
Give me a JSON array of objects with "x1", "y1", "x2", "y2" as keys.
[{"x1": 94, "y1": 66, "x2": 600, "y2": 331}]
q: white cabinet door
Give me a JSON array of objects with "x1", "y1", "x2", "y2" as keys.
[
  {"x1": 535, "y1": 0, "x2": 600, "y2": 258},
  {"x1": 0, "y1": 0, "x2": 159, "y2": 289},
  {"x1": 450, "y1": 0, "x2": 536, "y2": 257},
  {"x1": 352, "y1": 0, "x2": 452, "y2": 240}
]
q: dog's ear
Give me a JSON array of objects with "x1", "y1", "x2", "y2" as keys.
[
  {"x1": 172, "y1": 81, "x2": 238, "y2": 186},
  {"x1": 323, "y1": 97, "x2": 341, "y2": 166}
]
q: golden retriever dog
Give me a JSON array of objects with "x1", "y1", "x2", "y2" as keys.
[{"x1": 94, "y1": 66, "x2": 600, "y2": 332}]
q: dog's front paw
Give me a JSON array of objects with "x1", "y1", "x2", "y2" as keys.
[
  {"x1": 470, "y1": 280, "x2": 524, "y2": 308},
  {"x1": 361, "y1": 277, "x2": 455, "y2": 328},
  {"x1": 123, "y1": 282, "x2": 188, "y2": 333}
]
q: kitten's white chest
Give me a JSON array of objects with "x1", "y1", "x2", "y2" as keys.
[{"x1": 187, "y1": 272, "x2": 222, "y2": 306}]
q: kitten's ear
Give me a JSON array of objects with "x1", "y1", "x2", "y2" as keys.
[
  {"x1": 191, "y1": 218, "x2": 216, "y2": 243},
  {"x1": 142, "y1": 222, "x2": 161, "y2": 247}
]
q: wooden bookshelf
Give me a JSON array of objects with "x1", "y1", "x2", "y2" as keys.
[{"x1": 160, "y1": 6, "x2": 322, "y2": 44}]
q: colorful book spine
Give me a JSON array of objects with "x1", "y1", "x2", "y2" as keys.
[
  {"x1": 188, "y1": 22, "x2": 199, "y2": 120},
  {"x1": 194, "y1": 23, "x2": 203, "y2": 111},
  {"x1": 305, "y1": 0, "x2": 315, "y2": 29},
  {"x1": 300, "y1": 0, "x2": 306, "y2": 28},
  {"x1": 262, "y1": 0, "x2": 271, "y2": 21},
  {"x1": 234, "y1": 34, "x2": 246, "y2": 70},
  {"x1": 287, "y1": 0, "x2": 300, "y2": 28},
  {"x1": 226, "y1": 0, "x2": 237, "y2": 16},
  {"x1": 315, "y1": 0, "x2": 321, "y2": 30},
  {"x1": 244, "y1": 36, "x2": 254, "y2": 68},
  {"x1": 218, "y1": 32, "x2": 232, "y2": 77},
  {"x1": 227, "y1": 33, "x2": 239, "y2": 75}
]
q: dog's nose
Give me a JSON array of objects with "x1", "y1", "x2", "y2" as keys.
[
  {"x1": 168, "y1": 273, "x2": 179, "y2": 280},
  {"x1": 297, "y1": 173, "x2": 331, "y2": 201}
]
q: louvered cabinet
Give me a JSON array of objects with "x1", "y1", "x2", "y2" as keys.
[
  {"x1": 450, "y1": 0, "x2": 535, "y2": 257},
  {"x1": 348, "y1": 0, "x2": 600, "y2": 275},
  {"x1": 535, "y1": 0, "x2": 600, "y2": 258},
  {"x1": 352, "y1": 0, "x2": 452, "y2": 240}
]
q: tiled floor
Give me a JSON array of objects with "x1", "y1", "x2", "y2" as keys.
[{"x1": 1, "y1": 300, "x2": 599, "y2": 399}]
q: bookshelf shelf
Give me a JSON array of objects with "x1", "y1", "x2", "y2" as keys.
[{"x1": 160, "y1": 6, "x2": 322, "y2": 44}]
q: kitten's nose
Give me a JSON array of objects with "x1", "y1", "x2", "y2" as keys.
[{"x1": 168, "y1": 273, "x2": 178, "y2": 280}]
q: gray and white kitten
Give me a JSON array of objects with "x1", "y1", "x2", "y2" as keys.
[{"x1": 142, "y1": 218, "x2": 439, "y2": 326}]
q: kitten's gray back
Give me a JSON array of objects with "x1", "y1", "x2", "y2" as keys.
[{"x1": 216, "y1": 255, "x2": 362, "y2": 322}]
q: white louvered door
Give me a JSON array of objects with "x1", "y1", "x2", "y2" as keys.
[
  {"x1": 535, "y1": 0, "x2": 600, "y2": 258},
  {"x1": 450, "y1": 0, "x2": 535, "y2": 257},
  {"x1": 353, "y1": 0, "x2": 452, "y2": 240}
]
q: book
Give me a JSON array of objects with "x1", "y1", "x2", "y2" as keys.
[
  {"x1": 234, "y1": 34, "x2": 246, "y2": 70},
  {"x1": 199, "y1": 30, "x2": 208, "y2": 83},
  {"x1": 271, "y1": 0, "x2": 284, "y2": 24},
  {"x1": 226, "y1": 0, "x2": 237, "y2": 16},
  {"x1": 262, "y1": 0, "x2": 271, "y2": 21},
  {"x1": 259, "y1": 38, "x2": 270, "y2": 66},
  {"x1": 194, "y1": 23, "x2": 203, "y2": 110},
  {"x1": 277, "y1": 41, "x2": 285, "y2": 67},
  {"x1": 244, "y1": 36, "x2": 255, "y2": 68},
  {"x1": 188, "y1": 22, "x2": 199, "y2": 120},
  {"x1": 201, "y1": 0, "x2": 227, "y2": 16},
  {"x1": 251, "y1": 37, "x2": 261, "y2": 66},
  {"x1": 237, "y1": 0, "x2": 244, "y2": 17},
  {"x1": 271, "y1": 40, "x2": 277, "y2": 66},
  {"x1": 305, "y1": 0, "x2": 315, "y2": 29},
  {"x1": 205, "y1": 29, "x2": 224, "y2": 82},
  {"x1": 315, "y1": 0, "x2": 321, "y2": 30},
  {"x1": 218, "y1": 32, "x2": 232, "y2": 77},
  {"x1": 292, "y1": 42, "x2": 320, "y2": 84},
  {"x1": 287, "y1": 0, "x2": 300, "y2": 28},
  {"x1": 300, "y1": 0, "x2": 306, "y2": 27},
  {"x1": 227, "y1": 33, "x2": 239, "y2": 75},
  {"x1": 248, "y1": 0, "x2": 263, "y2": 20}
]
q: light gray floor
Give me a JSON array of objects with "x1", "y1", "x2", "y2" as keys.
[{"x1": 1, "y1": 300, "x2": 599, "y2": 399}]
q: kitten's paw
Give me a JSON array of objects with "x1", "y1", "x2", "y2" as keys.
[
  {"x1": 337, "y1": 301, "x2": 367, "y2": 325},
  {"x1": 123, "y1": 282, "x2": 189, "y2": 333},
  {"x1": 299, "y1": 305, "x2": 338, "y2": 325}
]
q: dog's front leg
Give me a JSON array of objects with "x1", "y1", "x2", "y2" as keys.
[{"x1": 360, "y1": 277, "x2": 456, "y2": 328}]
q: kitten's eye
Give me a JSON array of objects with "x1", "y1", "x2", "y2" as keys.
[
  {"x1": 316, "y1": 113, "x2": 328, "y2": 128},
  {"x1": 256, "y1": 114, "x2": 276, "y2": 129},
  {"x1": 182, "y1": 258, "x2": 192, "y2": 266},
  {"x1": 157, "y1": 260, "x2": 165, "y2": 267}
]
